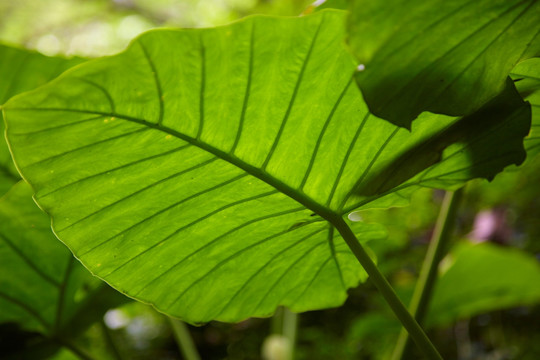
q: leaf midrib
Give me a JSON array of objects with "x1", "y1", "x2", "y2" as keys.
[{"x1": 6, "y1": 107, "x2": 342, "y2": 223}]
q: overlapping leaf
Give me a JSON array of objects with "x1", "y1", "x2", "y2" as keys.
[
  {"x1": 0, "y1": 44, "x2": 83, "y2": 195},
  {"x1": 348, "y1": 0, "x2": 540, "y2": 127},
  {"x1": 3, "y1": 10, "x2": 531, "y2": 323}
]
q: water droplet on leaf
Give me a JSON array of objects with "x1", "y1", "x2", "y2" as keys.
[{"x1": 348, "y1": 211, "x2": 363, "y2": 222}]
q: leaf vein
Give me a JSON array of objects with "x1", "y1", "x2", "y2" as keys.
[
  {"x1": 76, "y1": 78, "x2": 116, "y2": 113},
  {"x1": 134, "y1": 207, "x2": 309, "y2": 299},
  {"x1": 216, "y1": 228, "x2": 327, "y2": 318},
  {"x1": 326, "y1": 112, "x2": 370, "y2": 207},
  {"x1": 164, "y1": 213, "x2": 318, "y2": 309},
  {"x1": 139, "y1": 41, "x2": 164, "y2": 125},
  {"x1": 23, "y1": 128, "x2": 148, "y2": 169},
  {"x1": 327, "y1": 226, "x2": 345, "y2": 291},
  {"x1": 230, "y1": 22, "x2": 254, "y2": 154},
  {"x1": 59, "y1": 157, "x2": 219, "y2": 234},
  {"x1": 197, "y1": 35, "x2": 206, "y2": 139},
  {"x1": 249, "y1": 237, "x2": 327, "y2": 317},
  {"x1": 39, "y1": 144, "x2": 192, "y2": 198},
  {"x1": 77, "y1": 170, "x2": 245, "y2": 255},
  {"x1": 339, "y1": 127, "x2": 400, "y2": 209},
  {"x1": 261, "y1": 17, "x2": 324, "y2": 170},
  {"x1": 104, "y1": 189, "x2": 280, "y2": 278},
  {"x1": 11, "y1": 115, "x2": 104, "y2": 136},
  {"x1": 300, "y1": 77, "x2": 353, "y2": 190},
  {"x1": 289, "y1": 256, "x2": 334, "y2": 308}
]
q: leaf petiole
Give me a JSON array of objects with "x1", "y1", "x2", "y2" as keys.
[{"x1": 333, "y1": 217, "x2": 443, "y2": 360}]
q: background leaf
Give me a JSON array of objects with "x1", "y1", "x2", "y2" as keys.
[
  {"x1": 427, "y1": 242, "x2": 540, "y2": 327},
  {"x1": 3, "y1": 10, "x2": 531, "y2": 324},
  {"x1": 347, "y1": 0, "x2": 540, "y2": 127},
  {"x1": 0, "y1": 182, "x2": 128, "y2": 337},
  {"x1": 0, "y1": 43, "x2": 83, "y2": 195}
]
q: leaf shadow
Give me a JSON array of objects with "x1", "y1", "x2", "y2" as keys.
[{"x1": 352, "y1": 78, "x2": 531, "y2": 198}]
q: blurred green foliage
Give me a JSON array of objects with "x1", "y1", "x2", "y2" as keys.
[{"x1": 0, "y1": 0, "x2": 311, "y2": 57}]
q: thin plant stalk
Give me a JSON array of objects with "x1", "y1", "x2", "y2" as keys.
[
  {"x1": 333, "y1": 217, "x2": 443, "y2": 360},
  {"x1": 271, "y1": 307, "x2": 284, "y2": 334},
  {"x1": 391, "y1": 189, "x2": 463, "y2": 360},
  {"x1": 282, "y1": 308, "x2": 298, "y2": 360},
  {"x1": 54, "y1": 337, "x2": 95, "y2": 360},
  {"x1": 100, "y1": 319, "x2": 123, "y2": 360},
  {"x1": 168, "y1": 318, "x2": 201, "y2": 360},
  {"x1": 269, "y1": 307, "x2": 298, "y2": 360}
]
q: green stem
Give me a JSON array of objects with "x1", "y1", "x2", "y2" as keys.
[
  {"x1": 271, "y1": 307, "x2": 284, "y2": 334},
  {"x1": 270, "y1": 307, "x2": 298, "y2": 360},
  {"x1": 54, "y1": 337, "x2": 95, "y2": 360},
  {"x1": 391, "y1": 189, "x2": 463, "y2": 360},
  {"x1": 333, "y1": 217, "x2": 443, "y2": 360},
  {"x1": 282, "y1": 308, "x2": 298, "y2": 360},
  {"x1": 100, "y1": 319, "x2": 123, "y2": 360},
  {"x1": 168, "y1": 318, "x2": 201, "y2": 360}
]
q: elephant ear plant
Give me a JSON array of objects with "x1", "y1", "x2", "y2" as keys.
[{"x1": 1, "y1": 5, "x2": 539, "y2": 360}]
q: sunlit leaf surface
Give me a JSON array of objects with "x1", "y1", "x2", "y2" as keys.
[
  {"x1": 348, "y1": 0, "x2": 540, "y2": 127},
  {"x1": 3, "y1": 10, "x2": 531, "y2": 323}
]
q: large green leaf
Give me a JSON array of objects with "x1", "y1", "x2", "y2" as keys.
[
  {"x1": 348, "y1": 0, "x2": 540, "y2": 128},
  {"x1": 0, "y1": 44, "x2": 83, "y2": 195},
  {"x1": 2, "y1": 10, "x2": 531, "y2": 323},
  {"x1": 0, "y1": 182, "x2": 127, "y2": 337},
  {"x1": 427, "y1": 242, "x2": 540, "y2": 327}
]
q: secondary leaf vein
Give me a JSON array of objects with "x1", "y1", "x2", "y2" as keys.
[
  {"x1": 59, "y1": 157, "x2": 219, "y2": 234},
  {"x1": 139, "y1": 41, "x2": 164, "y2": 125},
  {"x1": 261, "y1": 17, "x2": 324, "y2": 170}
]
